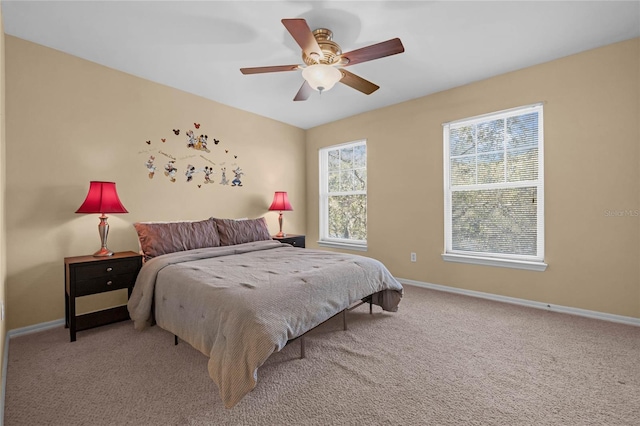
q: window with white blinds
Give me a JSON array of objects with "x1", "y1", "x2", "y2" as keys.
[{"x1": 443, "y1": 104, "x2": 546, "y2": 271}]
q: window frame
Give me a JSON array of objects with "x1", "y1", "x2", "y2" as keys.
[
  {"x1": 442, "y1": 103, "x2": 547, "y2": 271},
  {"x1": 318, "y1": 139, "x2": 368, "y2": 251}
]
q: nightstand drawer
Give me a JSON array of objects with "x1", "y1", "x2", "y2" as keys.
[
  {"x1": 273, "y1": 234, "x2": 305, "y2": 248},
  {"x1": 74, "y1": 258, "x2": 140, "y2": 280},
  {"x1": 75, "y1": 272, "x2": 137, "y2": 297},
  {"x1": 286, "y1": 236, "x2": 305, "y2": 247}
]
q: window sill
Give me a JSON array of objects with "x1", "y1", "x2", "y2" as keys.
[
  {"x1": 318, "y1": 240, "x2": 368, "y2": 252},
  {"x1": 442, "y1": 253, "x2": 547, "y2": 271}
]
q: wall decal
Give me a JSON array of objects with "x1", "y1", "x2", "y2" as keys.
[
  {"x1": 186, "y1": 130, "x2": 210, "y2": 152},
  {"x1": 164, "y1": 160, "x2": 177, "y2": 183},
  {"x1": 138, "y1": 122, "x2": 245, "y2": 189},
  {"x1": 145, "y1": 156, "x2": 156, "y2": 178},
  {"x1": 185, "y1": 164, "x2": 197, "y2": 182},
  {"x1": 220, "y1": 167, "x2": 229, "y2": 185},
  {"x1": 203, "y1": 166, "x2": 215, "y2": 184},
  {"x1": 231, "y1": 167, "x2": 244, "y2": 187}
]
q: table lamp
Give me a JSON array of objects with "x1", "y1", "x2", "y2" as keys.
[
  {"x1": 268, "y1": 191, "x2": 293, "y2": 238},
  {"x1": 75, "y1": 181, "x2": 128, "y2": 256}
]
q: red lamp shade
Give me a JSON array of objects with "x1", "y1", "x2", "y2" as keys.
[
  {"x1": 76, "y1": 181, "x2": 128, "y2": 214},
  {"x1": 268, "y1": 191, "x2": 293, "y2": 212}
]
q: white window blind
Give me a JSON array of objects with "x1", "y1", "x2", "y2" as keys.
[{"x1": 443, "y1": 104, "x2": 545, "y2": 270}]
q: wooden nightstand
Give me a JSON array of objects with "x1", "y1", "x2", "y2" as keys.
[
  {"x1": 272, "y1": 234, "x2": 305, "y2": 248},
  {"x1": 64, "y1": 251, "x2": 142, "y2": 342}
]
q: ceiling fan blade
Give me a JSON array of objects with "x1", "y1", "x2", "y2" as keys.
[
  {"x1": 341, "y1": 38, "x2": 405, "y2": 67},
  {"x1": 339, "y1": 69, "x2": 379, "y2": 95},
  {"x1": 282, "y1": 19, "x2": 323, "y2": 60},
  {"x1": 240, "y1": 65, "x2": 300, "y2": 75},
  {"x1": 294, "y1": 81, "x2": 313, "y2": 101}
]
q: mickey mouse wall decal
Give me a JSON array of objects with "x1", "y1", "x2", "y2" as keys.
[{"x1": 138, "y1": 123, "x2": 244, "y2": 189}]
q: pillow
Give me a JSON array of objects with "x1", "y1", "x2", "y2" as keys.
[
  {"x1": 213, "y1": 217, "x2": 272, "y2": 246},
  {"x1": 133, "y1": 218, "x2": 221, "y2": 260}
]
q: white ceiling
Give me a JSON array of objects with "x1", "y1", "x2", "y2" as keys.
[{"x1": 2, "y1": 1, "x2": 639, "y2": 129}]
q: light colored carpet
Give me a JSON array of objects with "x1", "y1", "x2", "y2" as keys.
[{"x1": 4, "y1": 285, "x2": 640, "y2": 425}]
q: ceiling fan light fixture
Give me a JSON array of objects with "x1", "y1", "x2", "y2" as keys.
[{"x1": 302, "y1": 64, "x2": 342, "y2": 93}]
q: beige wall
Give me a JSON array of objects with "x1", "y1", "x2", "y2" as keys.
[
  {"x1": 0, "y1": 4, "x2": 7, "y2": 383},
  {"x1": 306, "y1": 38, "x2": 640, "y2": 319},
  {"x1": 4, "y1": 36, "x2": 306, "y2": 330}
]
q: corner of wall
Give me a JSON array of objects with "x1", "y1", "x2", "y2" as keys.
[{"x1": 0, "y1": 2, "x2": 9, "y2": 420}]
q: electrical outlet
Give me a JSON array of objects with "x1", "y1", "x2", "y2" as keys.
[{"x1": 410, "y1": 252, "x2": 417, "y2": 262}]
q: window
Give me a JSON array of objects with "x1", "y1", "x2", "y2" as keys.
[
  {"x1": 443, "y1": 104, "x2": 546, "y2": 271},
  {"x1": 319, "y1": 140, "x2": 367, "y2": 251}
]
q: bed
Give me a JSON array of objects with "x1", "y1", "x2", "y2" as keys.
[{"x1": 127, "y1": 217, "x2": 403, "y2": 408}]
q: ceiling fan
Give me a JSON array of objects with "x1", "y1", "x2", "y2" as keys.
[{"x1": 240, "y1": 18, "x2": 405, "y2": 101}]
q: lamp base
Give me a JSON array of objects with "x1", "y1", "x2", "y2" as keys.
[
  {"x1": 93, "y1": 247, "x2": 114, "y2": 257},
  {"x1": 94, "y1": 214, "x2": 114, "y2": 257},
  {"x1": 275, "y1": 212, "x2": 286, "y2": 238}
]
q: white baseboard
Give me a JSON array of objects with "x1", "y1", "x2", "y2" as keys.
[
  {"x1": 7, "y1": 318, "x2": 65, "y2": 339},
  {"x1": 398, "y1": 278, "x2": 640, "y2": 327}
]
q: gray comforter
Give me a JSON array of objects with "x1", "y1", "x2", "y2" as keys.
[{"x1": 127, "y1": 240, "x2": 403, "y2": 408}]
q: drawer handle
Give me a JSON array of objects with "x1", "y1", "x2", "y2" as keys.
[
  {"x1": 106, "y1": 281, "x2": 113, "y2": 286},
  {"x1": 106, "y1": 267, "x2": 113, "y2": 272}
]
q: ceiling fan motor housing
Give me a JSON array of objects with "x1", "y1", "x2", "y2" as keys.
[{"x1": 303, "y1": 28, "x2": 343, "y2": 66}]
